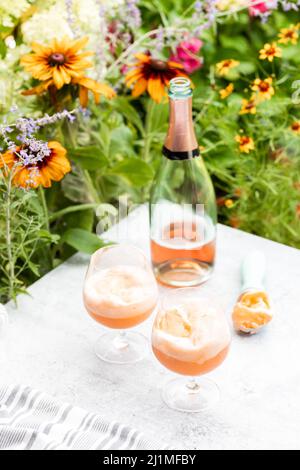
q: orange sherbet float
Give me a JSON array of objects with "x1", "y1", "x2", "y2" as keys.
[
  {"x1": 83, "y1": 265, "x2": 158, "y2": 329},
  {"x1": 232, "y1": 289, "x2": 273, "y2": 334},
  {"x1": 152, "y1": 298, "x2": 231, "y2": 376}
]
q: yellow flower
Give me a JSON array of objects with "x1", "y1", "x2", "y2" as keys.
[
  {"x1": 219, "y1": 83, "x2": 234, "y2": 99},
  {"x1": 0, "y1": 141, "x2": 70, "y2": 189},
  {"x1": 216, "y1": 59, "x2": 239, "y2": 76},
  {"x1": 259, "y1": 43, "x2": 282, "y2": 62},
  {"x1": 278, "y1": 25, "x2": 299, "y2": 45},
  {"x1": 235, "y1": 135, "x2": 255, "y2": 153},
  {"x1": 251, "y1": 77, "x2": 274, "y2": 101},
  {"x1": 21, "y1": 36, "x2": 115, "y2": 107},
  {"x1": 290, "y1": 121, "x2": 300, "y2": 134},
  {"x1": 225, "y1": 199, "x2": 234, "y2": 208},
  {"x1": 21, "y1": 37, "x2": 93, "y2": 88},
  {"x1": 239, "y1": 98, "x2": 257, "y2": 115},
  {"x1": 72, "y1": 77, "x2": 116, "y2": 108},
  {"x1": 125, "y1": 53, "x2": 187, "y2": 103}
]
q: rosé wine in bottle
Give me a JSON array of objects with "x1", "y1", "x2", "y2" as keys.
[{"x1": 149, "y1": 78, "x2": 217, "y2": 287}]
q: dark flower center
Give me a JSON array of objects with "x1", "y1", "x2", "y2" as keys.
[
  {"x1": 259, "y1": 82, "x2": 269, "y2": 92},
  {"x1": 49, "y1": 53, "x2": 65, "y2": 66},
  {"x1": 150, "y1": 59, "x2": 168, "y2": 71},
  {"x1": 267, "y1": 48, "x2": 276, "y2": 55}
]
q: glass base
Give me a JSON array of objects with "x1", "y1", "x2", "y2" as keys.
[
  {"x1": 94, "y1": 331, "x2": 148, "y2": 364},
  {"x1": 162, "y1": 377, "x2": 220, "y2": 413},
  {"x1": 154, "y1": 259, "x2": 213, "y2": 287}
]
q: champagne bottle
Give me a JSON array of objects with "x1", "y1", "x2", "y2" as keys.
[{"x1": 149, "y1": 77, "x2": 217, "y2": 287}]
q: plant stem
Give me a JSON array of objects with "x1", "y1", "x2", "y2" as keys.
[
  {"x1": 64, "y1": 119, "x2": 101, "y2": 204},
  {"x1": 143, "y1": 99, "x2": 155, "y2": 163},
  {"x1": 5, "y1": 171, "x2": 15, "y2": 300},
  {"x1": 83, "y1": 169, "x2": 101, "y2": 204},
  {"x1": 49, "y1": 203, "x2": 99, "y2": 222},
  {"x1": 106, "y1": 27, "x2": 188, "y2": 76},
  {"x1": 39, "y1": 186, "x2": 50, "y2": 231}
]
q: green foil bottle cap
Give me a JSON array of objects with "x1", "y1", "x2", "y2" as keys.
[{"x1": 168, "y1": 77, "x2": 193, "y2": 99}]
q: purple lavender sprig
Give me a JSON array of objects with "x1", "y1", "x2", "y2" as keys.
[
  {"x1": 193, "y1": 0, "x2": 218, "y2": 36},
  {"x1": 124, "y1": 0, "x2": 142, "y2": 30},
  {"x1": 0, "y1": 109, "x2": 77, "y2": 167},
  {"x1": 281, "y1": 0, "x2": 299, "y2": 10}
]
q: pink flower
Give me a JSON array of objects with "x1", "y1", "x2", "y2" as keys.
[
  {"x1": 170, "y1": 38, "x2": 203, "y2": 74},
  {"x1": 249, "y1": 1, "x2": 269, "y2": 16}
]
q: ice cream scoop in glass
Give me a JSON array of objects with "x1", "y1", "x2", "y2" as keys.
[
  {"x1": 152, "y1": 288, "x2": 231, "y2": 412},
  {"x1": 83, "y1": 244, "x2": 159, "y2": 364}
]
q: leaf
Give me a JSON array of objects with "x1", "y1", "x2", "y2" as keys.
[
  {"x1": 220, "y1": 35, "x2": 251, "y2": 55},
  {"x1": 0, "y1": 40, "x2": 7, "y2": 59},
  {"x1": 37, "y1": 230, "x2": 60, "y2": 243},
  {"x1": 62, "y1": 228, "x2": 106, "y2": 254},
  {"x1": 67, "y1": 146, "x2": 108, "y2": 170},
  {"x1": 109, "y1": 125, "x2": 135, "y2": 156},
  {"x1": 64, "y1": 208, "x2": 94, "y2": 232},
  {"x1": 108, "y1": 157, "x2": 154, "y2": 187},
  {"x1": 112, "y1": 97, "x2": 144, "y2": 134},
  {"x1": 99, "y1": 122, "x2": 111, "y2": 155},
  {"x1": 147, "y1": 101, "x2": 168, "y2": 133},
  {"x1": 61, "y1": 166, "x2": 89, "y2": 203},
  {"x1": 238, "y1": 62, "x2": 256, "y2": 75}
]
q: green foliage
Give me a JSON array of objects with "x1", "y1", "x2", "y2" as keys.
[
  {"x1": 0, "y1": 178, "x2": 56, "y2": 303},
  {"x1": 1, "y1": 4, "x2": 300, "y2": 303},
  {"x1": 62, "y1": 228, "x2": 107, "y2": 254}
]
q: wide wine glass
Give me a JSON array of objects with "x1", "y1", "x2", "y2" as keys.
[
  {"x1": 83, "y1": 244, "x2": 158, "y2": 364},
  {"x1": 152, "y1": 288, "x2": 231, "y2": 412}
]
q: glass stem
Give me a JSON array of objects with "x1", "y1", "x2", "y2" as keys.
[
  {"x1": 113, "y1": 331, "x2": 129, "y2": 350},
  {"x1": 186, "y1": 379, "x2": 200, "y2": 393}
]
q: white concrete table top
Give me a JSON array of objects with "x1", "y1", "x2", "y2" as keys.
[{"x1": 1, "y1": 206, "x2": 300, "y2": 450}]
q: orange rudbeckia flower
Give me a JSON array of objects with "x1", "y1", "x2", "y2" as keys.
[
  {"x1": 215, "y1": 59, "x2": 239, "y2": 76},
  {"x1": 259, "y1": 43, "x2": 282, "y2": 62},
  {"x1": 0, "y1": 141, "x2": 70, "y2": 189},
  {"x1": 219, "y1": 83, "x2": 234, "y2": 99},
  {"x1": 251, "y1": 77, "x2": 274, "y2": 101},
  {"x1": 290, "y1": 121, "x2": 300, "y2": 134},
  {"x1": 21, "y1": 36, "x2": 115, "y2": 107},
  {"x1": 239, "y1": 98, "x2": 257, "y2": 115},
  {"x1": 125, "y1": 53, "x2": 188, "y2": 103},
  {"x1": 235, "y1": 135, "x2": 255, "y2": 153},
  {"x1": 278, "y1": 25, "x2": 298, "y2": 45}
]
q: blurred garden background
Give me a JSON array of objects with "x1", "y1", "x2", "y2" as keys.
[{"x1": 0, "y1": 0, "x2": 300, "y2": 303}]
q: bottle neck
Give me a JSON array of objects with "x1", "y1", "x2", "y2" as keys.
[{"x1": 163, "y1": 96, "x2": 199, "y2": 160}]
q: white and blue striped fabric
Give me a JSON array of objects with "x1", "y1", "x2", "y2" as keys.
[{"x1": 0, "y1": 385, "x2": 165, "y2": 450}]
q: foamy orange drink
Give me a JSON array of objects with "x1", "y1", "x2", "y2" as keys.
[
  {"x1": 83, "y1": 265, "x2": 158, "y2": 329},
  {"x1": 152, "y1": 296, "x2": 231, "y2": 376}
]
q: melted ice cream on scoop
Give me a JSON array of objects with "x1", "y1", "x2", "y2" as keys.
[{"x1": 232, "y1": 289, "x2": 273, "y2": 334}]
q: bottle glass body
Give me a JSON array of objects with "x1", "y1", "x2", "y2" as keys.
[{"x1": 149, "y1": 79, "x2": 217, "y2": 287}]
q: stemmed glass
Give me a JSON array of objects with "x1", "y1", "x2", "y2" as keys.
[
  {"x1": 151, "y1": 288, "x2": 231, "y2": 412},
  {"x1": 83, "y1": 244, "x2": 158, "y2": 364}
]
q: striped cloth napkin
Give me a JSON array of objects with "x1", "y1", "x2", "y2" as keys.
[{"x1": 0, "y1": 385, "x2": 165, "y2": 450}]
